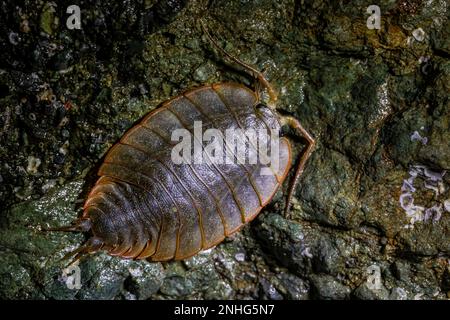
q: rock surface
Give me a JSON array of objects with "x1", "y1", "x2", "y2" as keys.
[{"x1": 0, "y1": 0, "x2": 449, "y2": 299}]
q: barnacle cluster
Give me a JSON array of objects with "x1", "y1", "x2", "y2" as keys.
[{"x1": 399, "y1": 165, "x2": 449, "y2": 228}]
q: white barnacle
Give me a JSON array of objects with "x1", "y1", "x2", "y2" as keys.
[
  {"x1": 401, "y1": 179, "x2": 416, "y2": 193},
  {"x1": 301, "y1": 247, "x2": 313, "y2": 259},
  {"x1": 234, "y1": 252, "x2": 245, "y2": 262},
  {"x1": 424, "y1": 168, "x2": 445, "y2": 181},
  {"x1": 424, "y1": 180, "x2": 442, "y2": 196},
  {"x1": 412, "y1": 165, "x2": 426, "y2": 175},
  {"x1": 399, "y1": 193, "x2": 414, "y2": 211},
  {"x1": 438, "y1": 181, "x2": 446, "y2": 195},
  {"x1": 410, "y1": 131, "x2": 428, "y2": 145},
  {"x1": 424, "y1": 205, "x2": 442, "y2": 223},
  {"x1": 444, "y1": 199, "x2": 450, "y2": 213},
  {"x1": 406, "y1": 205, "x2": 425, "y2": 224},
  {"x1": 412, "y1": 28, "x2": 426, "y2": 42},
  {"x1": 432, "y1": 209, "x2": 442, "y2": 223},
  {"x1": 26, "y1": 156, "x2": 41, "y2": 175},
  {"x1": 408, "y1": 168, "x2": 418, "y2": 177}
]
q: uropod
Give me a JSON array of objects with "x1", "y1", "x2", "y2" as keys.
[{"x1": 49, "y1": 25, "x2": 315, "y2": 263}]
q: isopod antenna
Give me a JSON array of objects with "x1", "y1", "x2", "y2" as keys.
[{"x1": 200, "y1": 20, "x2": 278, "y2": 108}]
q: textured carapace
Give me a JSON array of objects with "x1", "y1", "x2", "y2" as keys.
[{"x1": 50, "y1": 25, "x2": 315, "y2": 264}]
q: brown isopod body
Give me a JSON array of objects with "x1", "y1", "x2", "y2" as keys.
[{"x1": 50, "y1": 26, "x2": 315, "y2": 263}]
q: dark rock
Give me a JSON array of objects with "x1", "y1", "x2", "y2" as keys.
[
  {"x1": 353, "y1": 282, "x2": 389, "y2": 300},
  {"x1": 123, "y1": 262, "x2": 165, "y2": 300},
  {"x1": 276, "y1": 273, "x2": 309, "y2": 300},
  {"x1": 310, "y1": 275, "x2": 351, "y2": 300}
]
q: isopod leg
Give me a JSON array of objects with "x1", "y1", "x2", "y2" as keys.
[{"x1": 281, "y1": 116, "x2": 315, "y2": 217}]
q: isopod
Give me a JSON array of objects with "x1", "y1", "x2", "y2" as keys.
[{"x1": 49, "y1": 25, "x2": 315, "y2": 263}]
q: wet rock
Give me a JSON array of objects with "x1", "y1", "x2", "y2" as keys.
[
  {"x1": 193, "y1": 62, "x2": 215, "y2": 82},
  {"x1": 313, "y1": 237, "x2": 342, "y2": 275},
  {"x1": 392, "y1": 260, "x2": 411, "y2": 282},
  {"x1": 297, "y1": 149, "x2": 361, "y2": 228},
  {"x1": 155, "y1": 251, "x2": 237, "y2": 299},
  {"x1": 353, "y1": 282, "x2": 390, "y2": 300},
  {"x1": 77, "y1": 257, "x2": 129, "y2": 300},
  {"x1": 259, "y1": 277, "x2": 283, "y2": 300},
  {"x1": 389, "y1": 287, "x2": 409, "y2": 300},
  {"x1": 160, "y1": 275, "x2": 194, "y2": 297},
  {"x1": 310, "y1": 275, "x2": 351, "y2": 300},
  {"x1": 0, "y1": 254, "x2": 34, "y2": 299},
  {"x1": 203, "y1": 280, "x2": 234, "y2": 300},
  {"x1": 124, "y1": 262, "x2": 165, "y2": 300},
  {"x1": 0, "y1": 181, "x2": 84, "y2": 299},
  {"x1": 255, "y1": 213, "x2": 311, "y2": 274},
  {"x1": 276, "y1": 273, "x2": 309, "y2": 300}
]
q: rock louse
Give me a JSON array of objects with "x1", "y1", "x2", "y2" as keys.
[{"x1": 48, "y1": 25, "x2": 315, "y2": 263}]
